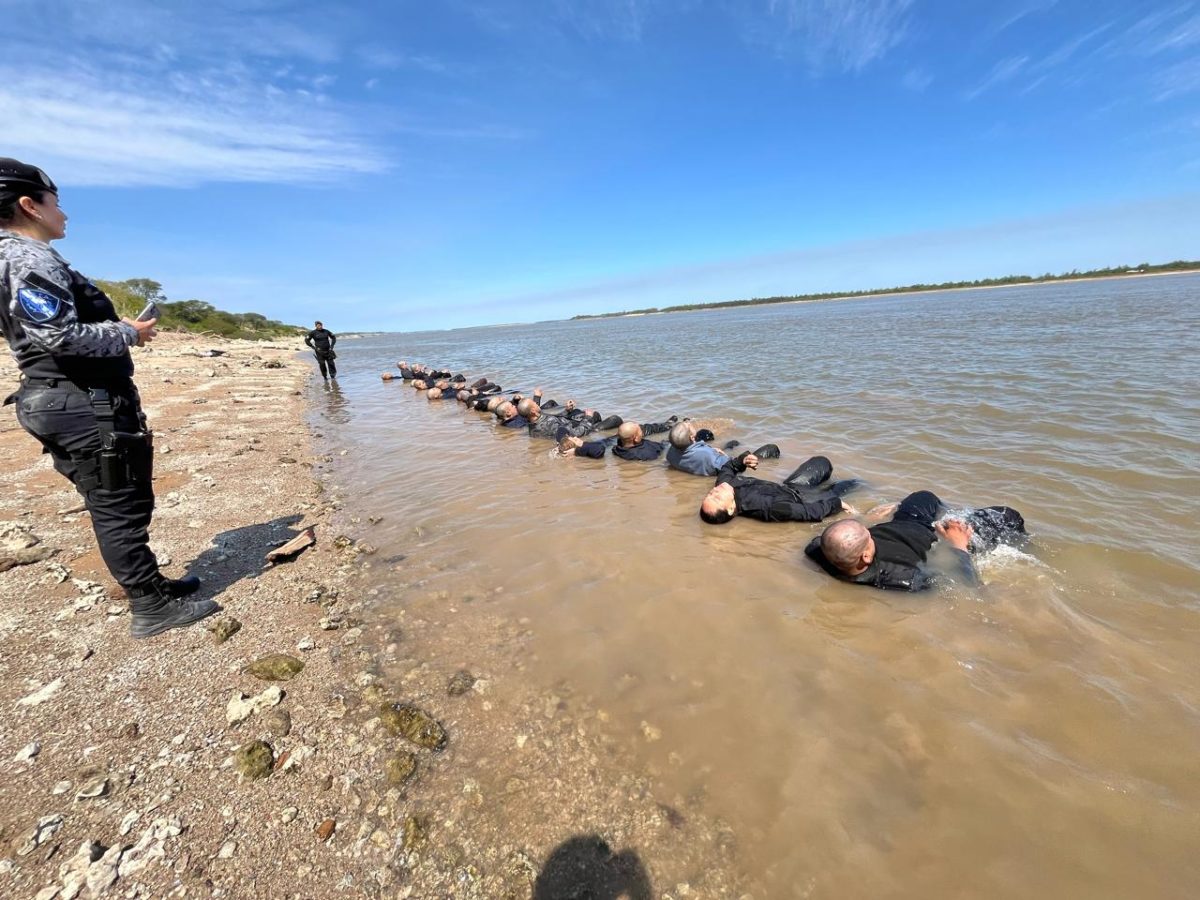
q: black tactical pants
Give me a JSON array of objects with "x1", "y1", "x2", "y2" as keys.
[
  {"x1": 314, "y1": 350, "x2": 337, "y2": 378},
  {"x1": 14, "y1": 383, "x2": 158, "y2": 590}
]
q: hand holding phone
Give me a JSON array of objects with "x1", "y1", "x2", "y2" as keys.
[{"x1": 136, "y1": 300, "x2": 160, "y2": 322}]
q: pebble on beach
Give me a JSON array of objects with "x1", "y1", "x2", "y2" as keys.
[
  {"x1": 379, "y1": 702, "x2": 448, "y2": 751},
  {"x1": 243, "y1": 654, "x2": 305, "y2": 681},
  {"x1": 385, "y1": 751, "x2": 419, "y2": 787},
  {"x1": 209, "y1": 617, "x2": 243, "y2": 644},
  {"x1": 446, "y1": 670, "x2": 476, "y2": 696},
  {"x1": 234, "y1": 740, "x2": 275, "y2": 780}
]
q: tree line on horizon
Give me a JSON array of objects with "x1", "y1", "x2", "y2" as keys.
[
  {"x1": 96, "y1": 278, "x2": 301, "y2": 340},
  {"x1": 571, "y1": 259, "x2": 1200, "y2": 320}
]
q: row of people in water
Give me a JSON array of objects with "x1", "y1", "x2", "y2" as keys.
[{"x1": 382, "y1": 361, "x2": 1029, "y2": 592}]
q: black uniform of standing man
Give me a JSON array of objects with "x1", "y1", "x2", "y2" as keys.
[
  {"x1": 305, "y1": 321, "x2": 337, "y2": 379},
  {"x1": 0, "y1": 157, "x2": 218, "y2": 637}
]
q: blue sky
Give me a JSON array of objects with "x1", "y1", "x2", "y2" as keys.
[{"x1": 3, "y1": 0, "x2": 1198, "y2": 331}]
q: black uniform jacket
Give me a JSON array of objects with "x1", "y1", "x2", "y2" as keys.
[
  {"x1": 305, "y1": 328, "x2": 336, "y2": 354},
  {"x1": 804, "y1": 491, "x2": 979, "y2": 590},
  {"x1": 715, "y1": 457, "x2": 843, "y2": 523}
]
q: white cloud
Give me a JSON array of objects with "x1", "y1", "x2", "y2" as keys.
[
  {"x1": 965, "y1": 55, "x2": 1029, "y2": 100},
  {"x1": 991, "y1": 0, "x2": 1059, "y2": 35},
  {"x1": 0, "y1": 64, "x2": 385, "y2": 188},
  {"x1": 0, "y1": 0, "x2": 386, "y2": 187},
  {"x1": 1154, "y1": 57, "x2": 1200, "y2": 101},
  {"x1": 758, "y1": 0, "x2": 916, "y2": 72}
]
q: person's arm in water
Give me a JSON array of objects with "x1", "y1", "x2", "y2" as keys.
[
  {"x1": 934, "y1": 519, "x2": 980, "y2": 586},
  {"x1": 561, "y1": 438, "x2": 610, "y2": 459},
  {"x1": 714, "y1": 453, "x2": 759, "y2": 486}
]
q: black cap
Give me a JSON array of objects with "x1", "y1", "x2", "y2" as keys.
[{"x1": 0, "y1": 158, "x2": 58, "y2": 200}]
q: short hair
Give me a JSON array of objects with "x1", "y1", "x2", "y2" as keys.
[
  {"x1": 456, "y1": 390, "x2": 470, "y2": 401},
  {"x1": 486, "y1": 396, "x2": 505, "y2": 412},
  {"x1": 315, "y1": 321, "x2": 322, "y2": 326},
  {"x1": 495, "y1": 402, "x2": 516, "y2": 420},
  {"x1": 426, "y1": 388, "x2": 442, "y2": 400},
  {"x1": 516, "y1": 398, "x2": 538, "y2": 418},
  {"x1": 412, "y1": 379, "x2": 427, "y2": 390},
  {"x1": 820, "y1": 520, "x2": 872, "y2": 572},
  {"x1": 699, "y1": 506, "x2": 734, "y2": 525},
  {"x1": 669, "y1": 421, "x2": 694, "y2": 450}
]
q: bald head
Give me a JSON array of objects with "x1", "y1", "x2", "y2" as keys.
[
  {"x1": 381, "y1": 372, "x2": 395, "y2": 381},
  {"x1": 617, "y1": 422, "x2": 642, "y2": 447},
  {"x1": 820, "y1": 519, "x2": 874, "y2": 574},
  {"x1": 412, "y1": 379, "x2": 428, "y2": 390},
  {"x1": 486, "y1": 395, "x2": 505, "y2": 412},
  {"x1": 669, "y1": 421, "x2": 695, "y2": 450},
  {"x1": 427, "y1": 387, "x2": 443, "y2": 400}
]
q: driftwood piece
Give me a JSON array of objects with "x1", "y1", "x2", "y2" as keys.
[{"x1": 266, "y1": 526, "x2": 316, "y2": 563}]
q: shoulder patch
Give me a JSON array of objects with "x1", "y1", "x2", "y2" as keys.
[{"x1": 17, "y1": 287, "x2": 63, "y2": 323}]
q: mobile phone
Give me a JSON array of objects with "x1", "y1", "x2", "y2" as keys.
[{"x1": 136, "y1": 301, "x2": 160, "y2": 322}]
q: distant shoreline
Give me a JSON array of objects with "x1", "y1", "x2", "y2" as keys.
[{"x1": 572, "y1": 264, "x2": 1200, "y2": 321}]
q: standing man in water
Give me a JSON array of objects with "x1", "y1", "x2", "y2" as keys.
[
  {"x1": 305, "y1": 320, "x2": 337, "y2": 379},
  {"x1": 0, "y1": 157, "x2": 217, "y2": 637}
]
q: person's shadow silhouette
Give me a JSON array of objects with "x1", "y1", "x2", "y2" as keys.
[
  {"x1": 533, "y1": 835, "x2": 652, "y2": 900},
  {"x1": 183, "y1": 513, "x2": 307, "y2": 596}
]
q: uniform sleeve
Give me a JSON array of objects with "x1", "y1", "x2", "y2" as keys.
[
  {"x1": 714, "y1": 457, "x2": 744, "y2": 486},
  {"x1": 329, "y1": 331, "x2": 337, "y2": 347},
  {"x1": 304, "y1": 331, "x2": 314, "y2": 347},
  {"x1": 765, "y1": 494, "x2": 843, "y2": 522},
  {"x1": 574, "y1": 441, "x2": 608, "y2": 459},
  {"x1": 8, "y1": 254, "x2": 136, "y2": 357}
]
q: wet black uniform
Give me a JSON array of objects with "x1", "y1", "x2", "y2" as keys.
[
  {"x1": 803, "y1": 491, "x2": 1026, "y2": 591},
  {"x1": 305, "y1": 326, "x2": 337, "y2": 378},
  {"x1": 716, "y1": 454, "x2": 852, "y2": 523},
  {"x1": 572, "y1": 436, "x2": 666, "y2": 460}
]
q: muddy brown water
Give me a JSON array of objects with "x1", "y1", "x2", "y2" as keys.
[{"x1": 312, "y1": 274, "x2": 1200, "y2": 898}]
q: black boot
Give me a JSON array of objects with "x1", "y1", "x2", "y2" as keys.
[
  {"x1": 161, "y1": 574, "x2": 201, "y2": 598},
  {"x1": 128, "y1": 576, "x2": 220, "y2": 639}
]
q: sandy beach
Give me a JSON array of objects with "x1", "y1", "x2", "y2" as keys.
[{"x1": 0, "y1": 334, "x2": 750, "y2": 899}]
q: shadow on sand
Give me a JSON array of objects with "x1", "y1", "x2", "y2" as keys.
[{"x1": 183, "y1": 513, "x2": 308, "y2": 597}]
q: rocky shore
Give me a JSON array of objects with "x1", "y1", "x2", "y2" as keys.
[{"x1": 0, "y1": 334, "x2": 751, "y2": 899}]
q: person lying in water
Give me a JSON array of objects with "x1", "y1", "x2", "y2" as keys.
[
  {"x1": 699, "y1": 454, "x2": 858, "y2": 525},
  {"x1": 805, "y1": 491, "x2": 1027, "y2": 591},
  {"x1": 667, "y1": 421, "x2": 780, "y2": 476},
  {"x1": 518, "y1": 398, "x2": 624, "y2": 439},
  {"x1": 560, "y1": 422, "x2": 668, "y2": 460},
  {"x1": 494, "y1": 401, "x2": 529, "y2": 428}
]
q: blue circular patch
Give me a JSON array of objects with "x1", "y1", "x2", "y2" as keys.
[{"x1": 17, "y1": 287, "x2": 62, "y2": 323}]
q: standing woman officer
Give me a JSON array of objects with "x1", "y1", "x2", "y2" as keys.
[{"x1": 0, "y1": 158, "x2": 219, "y2": 637}]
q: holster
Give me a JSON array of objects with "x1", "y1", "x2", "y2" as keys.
[{"x1": 76, "y1": 388, "x2": 154, "y2": 492}]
